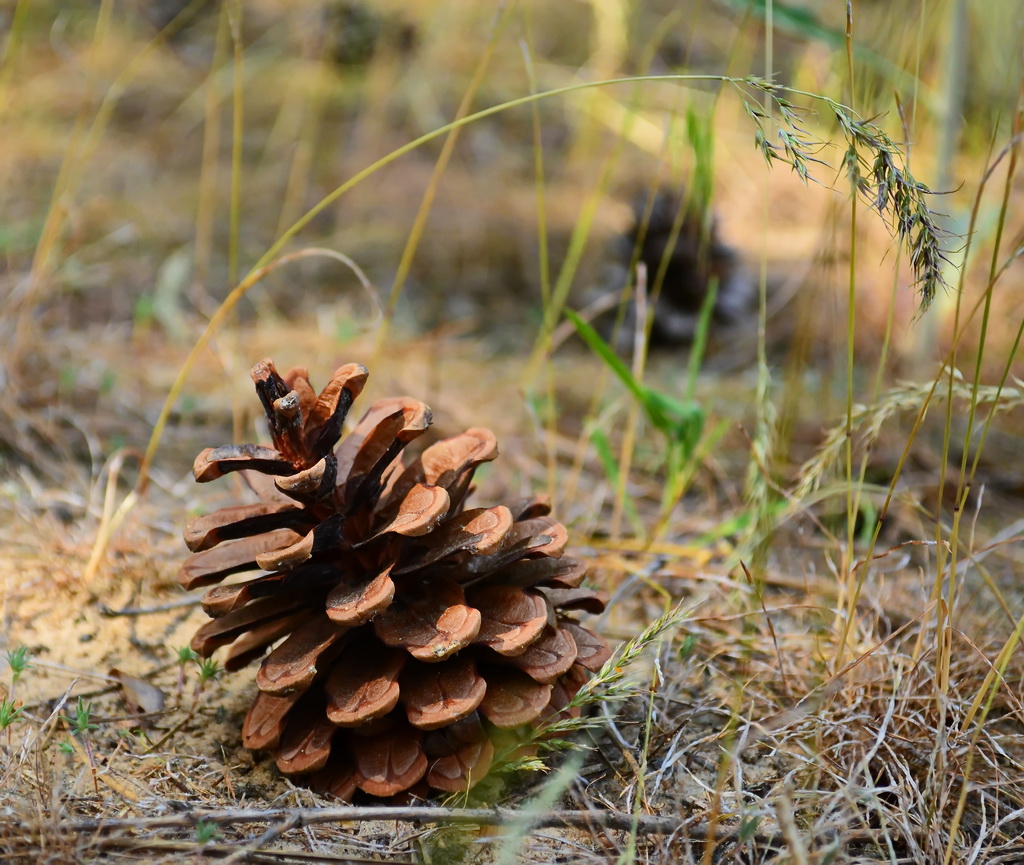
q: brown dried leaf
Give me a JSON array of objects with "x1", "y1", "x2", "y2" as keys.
[
  {"x1": 401, "y1": 656, "x2": 487, "y2": 730},
  {"x1": 374, "y1": 578, "x2": 481, "y2": 662},
  {"x1": 108, "y1": 669, "x2": 166, "y2": 716}
]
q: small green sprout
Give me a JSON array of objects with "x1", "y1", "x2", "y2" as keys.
[
  {"x1": 177, "y1": 646, "x2": 199, "y2": 665},
  {"x1": 195, "y1": 819, "x2": 222, "y2": 843},
  {"x1": 5, "y1": 646, "x2": 31, "y2": 684},
  {"x1": 197, "y1": 657, "x2": 221, "y2": 685},
  {"x1": 678, "y1": 633, "x2": 698, "y2": 661},
  {"x1": 739, "y1": 813, "x2": 762, "y2": 843},
  {"x1": 69, "y1": 697, "x2": 98, "y2": 737},
  {"x1": 58, "y1": 738, "x2": 75, "y2": 756},
  {"x1": 0, "y1": 697, "x2": 23, "y2": 730}
]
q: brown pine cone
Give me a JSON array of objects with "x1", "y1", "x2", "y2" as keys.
[
  {"x1": 179, "y1": 359, "x2": 610, "y2": 800},
  {"x1": 623, "y1": 187, "x2": 752, "y2": 344}
]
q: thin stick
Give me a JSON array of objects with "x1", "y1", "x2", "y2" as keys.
[
  {"x1": 99, "y1": 597, "x2": 202, "y2": 617},
  {"x1": 69, "y1": 836, "x2": 403, "y2": 864},
  {"x1": 33, "y1": 805, "x2": 684, "y2": 835}
]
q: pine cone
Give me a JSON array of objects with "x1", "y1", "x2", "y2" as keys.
[
  {"x1": 179, "y1": 359, "x2": 610, "y2": 800},
  {"x1": 624, "y1": 187, "x2": 753, "y2": 344}
]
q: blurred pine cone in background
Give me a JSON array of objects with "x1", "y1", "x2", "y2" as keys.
[
  {"x1": 622, "y1": 188, "x2": 753, "y2": 345},
  {"x1": 179, "y1": 359, "x2": 610, "y2": 800}
]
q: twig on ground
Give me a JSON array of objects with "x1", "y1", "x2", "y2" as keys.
[
  {"x1": 99, "y1": 597, "x2": 202, "y2": 616},
  {"x1": 17, "y1": 805, "x2": 685, "y2": 835},
  {"x1": 74, "y1": 835, "x2": 404, "y2": 864}
]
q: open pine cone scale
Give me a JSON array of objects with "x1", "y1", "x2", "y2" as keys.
[{"x1": 180, "y1": 359, "x2": 610, "y2": 800}]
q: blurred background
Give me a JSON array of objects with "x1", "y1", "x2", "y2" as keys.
[
  {"x1": 2, "y1": 1, "x2": 1020, "y2": 338},
  {"x1": 1, "y1": 0, "x2": 1023, "y2": 528}
]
